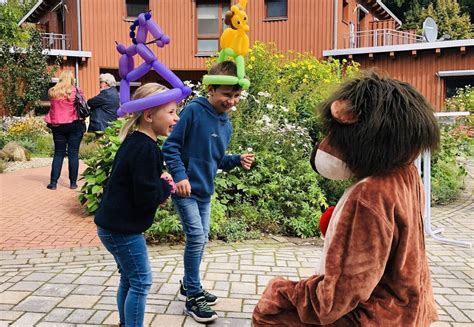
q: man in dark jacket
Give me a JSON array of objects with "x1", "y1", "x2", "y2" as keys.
[{"x1": 87, "y1": 73, "x2": 120, "y2": 132}]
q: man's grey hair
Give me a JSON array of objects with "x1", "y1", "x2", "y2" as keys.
[{"x1": 99, "y1": 73, "x2": 116, "y2": 87}]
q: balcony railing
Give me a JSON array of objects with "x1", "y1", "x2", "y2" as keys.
[
  {"x1": 41, "y1": 33, "x2": 69, "y2": 50},
  {"x1": 344, "y1": 29, "x2": 425, "y2": 49}
]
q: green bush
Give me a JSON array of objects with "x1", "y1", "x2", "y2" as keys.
[
  {"x1": 34, "y1": 134, "x2": 53, "y2": 156},
  {"x1": 0, "y1": 117, "x2": 52, "y2": 157},
  {"x1": 431, "y1": 124, "x2": 471, "y2": 205},
  {"x1": 79, "y1": 141, "x2": 100, "y2": 160},
  {"x1": 79, "y1": 119, "x2": 125, "y2": 213}
]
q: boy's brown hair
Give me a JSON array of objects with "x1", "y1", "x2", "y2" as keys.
[
  {"x1": 208, "y1": 61, "x2": 242, "y2": 91},
  {"x1": 319, "y1": 71, "x2": 440, "y2": 179}
]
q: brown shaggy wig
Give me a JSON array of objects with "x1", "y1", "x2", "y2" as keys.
[
  {"x1": 319, "y1": 71, "x2": 440, "y2": 179},
  {"x1": 208, "y1": 61, "x2": 242, "y2": 91}
]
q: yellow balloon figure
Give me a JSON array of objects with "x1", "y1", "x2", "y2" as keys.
[
  {"x1": 220, "y1": 0, "x2": 249, "y2": 56},
  {"x1": 203, "y1": 0, "x2": 250, "y2": 89}
]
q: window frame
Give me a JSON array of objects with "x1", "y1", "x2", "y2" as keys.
[
  {"x1": 125, "y1": 0, "x2": 149, "y2": 19},
  {"x1": 195, "y1": 0, "x2": 230, "y2": 57},
  {"x1": 264, "y1": 0, "x2": 288, "y2": 21},
  {"x1": 342, "y1": 0, "x2": 349, "y2": 24}
]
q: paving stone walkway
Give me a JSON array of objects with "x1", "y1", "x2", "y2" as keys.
[{"x1": 0, "y1": 162, "x2": 472, "y2": 326}]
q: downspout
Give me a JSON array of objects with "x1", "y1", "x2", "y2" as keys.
[
  {"x1": 333, "y1": 0, "x2": 338, "y2": 49},
  {"x1": 75, "y1": 0, "x2": 82, "y2": 86}
]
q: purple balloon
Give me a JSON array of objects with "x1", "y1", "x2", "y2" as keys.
[
  {"x1": 138, "y1": 13, "x2": 147, "y2": 26},
  {"x1": 177, "y1": 86, "x2": 192, "y2": 103},
  {"x1": 120, "y1": 79, "x2": 130, "y2": 104},
  {"x1": 120, "y1": 88, "x2": 183, "y2": 114},
  {"x1": 136, "y1": 43, "x2": 156, "y2": 64},
  {"x1": 161, "y1": 35, "x2": 170, "y2": 44},
  {"x1": 156, "y1": 40, "x2": 164, "y2": 48},
  {"x1": 125, "y1": 45, "x2": 137, "y2": 56},
  {"x1": 116, "y1": 43, "x2": 126, "y2": 54},
  {"x1": 136, "y1": 25, "x2": 148, "y2": 44},
  {"x1": 127, "y1": 56, "x2": 134, "y2": 74},
  {"x1": 147, "y1": 20, "x2": 164, "y2": 40},
  {"x1": 151, "y1": 61, "x2": 183, "y2": 89},
  {"x1": 119, "y1": 54, "x2": 130, "y2": 79},
  {"x1": 126, "y1": 62, "x2": 151, "y2": 81}
]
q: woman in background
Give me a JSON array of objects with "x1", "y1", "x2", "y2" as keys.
[{"x1": 44, "y1": 70, "x2": 85, "y2": 190}]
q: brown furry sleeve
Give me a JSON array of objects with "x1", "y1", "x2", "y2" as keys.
[{"x1": 253, "y1": 196, "x2": 394, "y2": 326}]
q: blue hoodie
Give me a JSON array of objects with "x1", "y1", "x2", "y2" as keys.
[{"x1": 162, "y1": 97, "x2": 241, "y2": 202}]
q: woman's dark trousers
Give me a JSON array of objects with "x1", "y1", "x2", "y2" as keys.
[{"x1": 49, "y1": 121, "x2": 84, "y2": 186}]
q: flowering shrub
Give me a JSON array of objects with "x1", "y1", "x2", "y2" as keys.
[
  {"x1": 3, "y1": 116, "x2": 48, "y2": 138},
  {"x1": 444, "y1": 86, "x2": 473, "y2": 113},
  {"x1": 0, "y1": 116, "x2": 52, "y2": 156}
]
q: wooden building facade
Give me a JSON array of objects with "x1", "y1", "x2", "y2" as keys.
[{"x1": 18, "y1": 0, "x2": 474, "y2": 110}]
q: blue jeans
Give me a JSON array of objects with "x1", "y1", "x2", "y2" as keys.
[
  {"x1": 97, "y1": 226, "x2": 152, "y2": 327},
  {"x1": 173, "y1": 196, "x2": 211, "y2": 297},
  {"x1": 49, "y1": 121, "x2": 84, "y2": 185}
]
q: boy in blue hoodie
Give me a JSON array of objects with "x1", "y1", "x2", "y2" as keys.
[{"x1": 162, "y1": 61, "x2": 254, "y2": 323}]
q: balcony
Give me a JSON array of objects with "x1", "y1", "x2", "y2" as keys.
[
  {"x1": 344, "y1": 29, "x2": 424, "y2": 49},
  {"x1": 41, "y1": 33, "x2": 70, "y2": 50}
]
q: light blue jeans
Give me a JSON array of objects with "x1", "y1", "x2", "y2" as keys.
[
  {"x1": 172, "y1": 196, "x2": 211, "y2": 297},
  {"x1": 97, "y1": 226, "x2": 152, "y2": 327}
]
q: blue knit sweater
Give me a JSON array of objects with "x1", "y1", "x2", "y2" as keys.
[{"x1": 162, "y1": 97, "x2": 241, "y2": 202}]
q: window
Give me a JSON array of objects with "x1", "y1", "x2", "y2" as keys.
[
  {"x1": 196, "y1": 0, "x2": 230, "y2": 55},
  {"x1": 266, "y1": 0, "x2": 287, "y2": 19},
  {"x1": 445, "y1": 76, "x2": 473, "y2": 98},
  {"x1": 126, "y1": 0, "x2": 149, "y2": 18},
  {"x1": 342, "y1": 0, "x2": 349, "y2": 23}
]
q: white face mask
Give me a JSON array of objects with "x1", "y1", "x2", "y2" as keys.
[{"x1": 311, "y1": 141, "x2": 353, "y2": 180}]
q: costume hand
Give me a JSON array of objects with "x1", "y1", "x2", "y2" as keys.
[
  {"x1": 240, "y1": 153, "x2": 255, "y2": 170},
  {"x1": 176, "y1": 179, "x2": 191, "y2": 197}
]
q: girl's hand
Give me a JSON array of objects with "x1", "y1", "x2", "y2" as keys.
[
  {"x1": 240, "y1": 153, "x2": 255, "y2": 170},
  {"x1": 176, "y1": 179, "x2": 192, "y2": 197},
  {"x1": 161, "y1": 172, "x2": 173, "y2": 180},
  {"x1": 161, "y1": 172, "x2": 176, "y2": 193}
]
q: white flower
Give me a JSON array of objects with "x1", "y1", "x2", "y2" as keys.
[
  {"x1": 261, "y1": 115, "x2": 271, "y2": 125},
  {"x1": 231, "y1": 106, "x2": 237, "y2": 111},
  {"x1": 266, "y1": 104, "x2": 274, "y2": 109},
  {"x1": 275, "y1": 141, "x2": 280, "y2": 144},
  {"x1": 257, "y1": 91, "x2": 271, "y2": 97},
  {"x1": 255, "y1": 99, "x2": 261, "y2": 104},
  {"x1": 183, "y1": 80, "x2": 195, "y2": 88},
  {"x1": 281, "y1": 106, "x2": 289, "y2": 112},
  {"x1": 247, "y1": 147, "x2": 253, "y2": 152}
]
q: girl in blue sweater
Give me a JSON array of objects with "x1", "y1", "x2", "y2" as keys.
[{"x1": 95, "y1": 83, "x2": 178, "y2": 327}]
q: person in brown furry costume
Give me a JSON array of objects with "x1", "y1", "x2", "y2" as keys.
[{"x1": 253, "y1": 72, "x2": 440, "y2": 326}]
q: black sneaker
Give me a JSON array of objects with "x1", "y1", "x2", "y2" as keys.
[
  {"x1": 178, "y1": 280, "x2": 218, "y2": 305},
  {"x1": 184, "y1": 293, "x2": 218, "y2": 323}
]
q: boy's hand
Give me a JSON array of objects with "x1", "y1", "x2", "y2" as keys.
[
  {"x1": 240, "y1": 153, "x2": 255, "y2": 170},
  {"x1": 176, "y1": 179, "x2": 192, "y2": 197}
]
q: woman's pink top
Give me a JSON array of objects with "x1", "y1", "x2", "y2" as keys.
[{"x1": 44, "y1": 87, "x2": 82, "y2": 124}]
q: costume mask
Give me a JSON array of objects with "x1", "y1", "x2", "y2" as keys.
[{"x1": 310, "y1": 138, "x2": 353, "y2": 180}]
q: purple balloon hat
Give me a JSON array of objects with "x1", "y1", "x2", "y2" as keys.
[{"x1": 116, "y1": 12, "x2": 192, "y2": 116}]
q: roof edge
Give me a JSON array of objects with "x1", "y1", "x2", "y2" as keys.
[
  {"x1": 376, "y1": 0, "x2": 402, "y2": 27},
  {"x1": 18, "y1": 0, "x2": 44, "y2": 26},
  {"x1": 323, "y1": 39, "x2": 474, "y2": 57}
]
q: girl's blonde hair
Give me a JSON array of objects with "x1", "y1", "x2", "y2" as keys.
[
  {"x1": 49, "y1": 70, "x2": 75, "y2": 99},
  {"x1": 118, "y1": 83, "x2": 169, "y2": 141}
]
